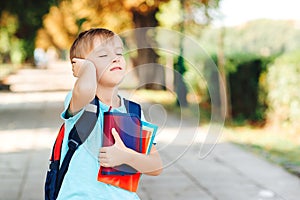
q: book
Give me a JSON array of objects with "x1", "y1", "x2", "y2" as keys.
[
  {"x1": 140, "y1": 121, "x2": 158, "y2": 154},
  {"x1": 101, "y1": 111, "x2": 142, "y2": 175},
  {"x1": 98, "y1": 111, "x2": 158, "y2": 192},
  {"x1": 100, "y1": 111, "x2": 158, "y2": 175}
]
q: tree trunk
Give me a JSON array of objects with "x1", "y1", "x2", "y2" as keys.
[
  {"x1": 217, "y1": 27, "x2": 231, "y2": 120},
  {"x1": 174, "y1": 0, "x2": 188, "y2": 107},
  {"x1": 131, "y1": 7, "x2": 165, "y2": 90}
]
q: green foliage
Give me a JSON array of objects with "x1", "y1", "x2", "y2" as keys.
[
  {"x1": 38, "y1": 0, "x2": 158, "y2": 51},
  {"x1": 227, "y1": 56, "x2": 270, "y2": 121},
  {"x1": 10, "y1": 39, "x2": 25, "y2": 64},
  {"x1": 184, "y1": 59, "x2": 208, "y2": 101},
  {"x1": 200, "y1": 19, "x2": 300, "y2": 57},
  {"x1": 266, "y1": 51, "x2": 300, "y2": 130},
  {"x1": 157, "y1": 0, "x2": 221, "y2": 36},
  {"x1": 156, "y1": 0, "x2": 181, "y2": 28},
  {"x1": 195, "y1": 19, "x2": 300, "y2": 123},
  {"x1": 0, "y1": 29, "x2": 10, "y2": 55},
  {"x1": 0, "y1": 0, "x2": 54, "y2": 62},
  {"x1": 224, "y1": 20, "x2": 291, "y2": 56},
  {"x1": 198, "y1": 52, "x2": 274, "y2": 123},
  {"x1": 0, "y1": 12, "x2": 24, "y2": 64}
]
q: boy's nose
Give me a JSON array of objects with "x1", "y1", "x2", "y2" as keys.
[{"x1": 112, "y1": 56, "x2": 120, "y2": 63}]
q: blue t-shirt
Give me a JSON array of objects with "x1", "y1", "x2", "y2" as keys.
[{"x1": 57, "y1": 92, "x2": 142, "y2": 200}]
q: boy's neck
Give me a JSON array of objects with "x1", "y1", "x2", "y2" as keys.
[{"x1": 96, "y1": 86, "x2": 120, "y2": 108}]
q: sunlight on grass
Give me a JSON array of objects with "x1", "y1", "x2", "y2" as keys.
[
  {"x1": 222, "y1": 126, "x2": 300, "y2": 176},
  {"x1": 131, "y1": 89, "x2": 209, "y2": 123},
  {"x1": 131, "y1": 89, "x2": 176, "y2": 105}
]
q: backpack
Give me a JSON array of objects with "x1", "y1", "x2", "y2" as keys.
[{"x1": 44, "y1": 97, "x2": 141, "y2": 200}]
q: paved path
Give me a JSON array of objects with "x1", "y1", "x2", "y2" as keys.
[{"x1": 0, "y1": 61, "x2": 300, "y2": 200}]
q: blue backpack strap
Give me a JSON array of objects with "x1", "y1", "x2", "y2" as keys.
[
  {"x1": 45, "y1": 124, "x2": 65, "y2": 200},
  {"x1": 124, "y1": 98, "x2": 141, "y2": 118},
  {"x1": 54, "y1": 97, "x2": 99, "y2": 199}
]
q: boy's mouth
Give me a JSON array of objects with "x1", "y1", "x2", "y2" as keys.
[{"x1": 110, "y1": 66, "x2": 122, "y2": 71}]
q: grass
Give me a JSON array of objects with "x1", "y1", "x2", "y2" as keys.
[
  {"x1": 222, "y1": 126, "x2": 300, "y2": 176},
  {"x1": 132, "y1": 89, "x2": 300, "y2": 177},
  {"x1": 131, "y1": 89, "x2": 177, "y2": 105}
]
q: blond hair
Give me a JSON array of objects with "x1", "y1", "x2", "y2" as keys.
[{"x1": 70, "y1": 28, "x2": 115, "y2": 62}]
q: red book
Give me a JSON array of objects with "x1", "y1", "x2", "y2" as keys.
[
  {"x1": 101, "y1": 112, "x2": 142, "y2": 175},
  {"x1": 98, "y1": 115, "x2": 158, "y2": 192}
]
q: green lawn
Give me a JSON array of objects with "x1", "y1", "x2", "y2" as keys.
[{"x1": 222, "y1": 126, "x2": 300, "y2": 177}]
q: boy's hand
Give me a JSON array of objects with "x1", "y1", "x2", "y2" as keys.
[
  {"x1": 71, "y1": 58, "x2": 95, "y2": 77},
  {"x1": 99, "y1": 128, "x2": 132, "y2": 168}
]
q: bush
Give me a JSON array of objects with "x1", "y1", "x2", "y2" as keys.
[
  {"x1": 266, "y1": 51, "x2": 300, "y2": 130},
  {"x1": 228, "y1": 59, "x2": 263, "y2": 120},
  {"x1": 226, "y1": 55, "x2": 274, "y2": 122},
  {"x1": 201, "y1": 53, "x2": 272, "y2": 123}
]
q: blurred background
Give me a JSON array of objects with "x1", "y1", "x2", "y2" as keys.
[{"x1": 1, "y1": 0, "x2": 300, "y2": 199}]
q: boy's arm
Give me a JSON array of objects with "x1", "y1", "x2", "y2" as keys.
[
  {"x1": 126, "y1": 145, "x2": 163, "y2": 176},
  {"x1": 69, "y1": 58, "x2": 97, "y2": 114},
  {"x1": 99, "y1": 128, "x2": 163, "y2": 176}
]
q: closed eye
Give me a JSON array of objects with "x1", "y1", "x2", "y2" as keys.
[{"x1": 99, "y1": 55, "x2": 107, "y2": 57}]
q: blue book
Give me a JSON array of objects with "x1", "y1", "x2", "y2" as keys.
[{"x1": 140, "y1": 121, "x2": 158, "y2": 154}]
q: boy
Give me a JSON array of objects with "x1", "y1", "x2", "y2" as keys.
[{"x1": 58, "y1": 28, "x2": 162, "y2": 199}]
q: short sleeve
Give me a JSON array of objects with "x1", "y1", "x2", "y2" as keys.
[{"x1": 60, "y1": 91, "x2": 84, "y2": 122}]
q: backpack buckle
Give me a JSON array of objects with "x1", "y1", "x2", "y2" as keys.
[{"x1": 68, "y1": 139, "x2": 79, "y2": 150}]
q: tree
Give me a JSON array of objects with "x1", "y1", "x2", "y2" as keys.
[
  {"x1": 0, "y1": 0, "x2": 54, "y2": 62},
  {"x1": 198, "y1": 19, "x2": 300, "y2": 122},
  {"x1": 157, "y1": 0, "x2": 221, "y2": 106},
  {"x1": 267, "y1": 51, "x2": 300, "y2": 132},
  {"x1": 37, "y1": 0, "x2": 133, "y2": 51},
  {"x1": 125, "y1": 0, "x2": 221, "y2": 91},
  {"x1": 37, "y1": 0, "x2": 168, "y2": 89},
  {"x1": 200, "y1": 19, "x2": 300, "y2": 57},
  {"x1": 127, "y1": 1, "x2": 168, "y2": 90},
  {"x1": 0, "y1": 11, "x2": 22, "y2": 64},
  {"x1": 36, "y1": 0, "x2": 221, "y2": 92}
]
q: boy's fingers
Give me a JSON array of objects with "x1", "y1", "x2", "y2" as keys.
[
  {"x1": 112, "y1": 128, "x2": 118, "y2": 134},
  {"x1": 72, "y1": 57, "x2": 80, "y2": 62},
  {"x1": 111, "y1": 128, "x2": 122, "y2": 144},
  {"x1": 99, "y1": 152, "x2": 106, "y2": 158},
  {"x1": 100, "y1": 162, "x2": 107, "y2": 167},
  {"x1": 99, "y1": 147, "x2": 108, "y2": 153},
  {"x1": 99, "y1": 158, "x2": 108, "y2": 163}
]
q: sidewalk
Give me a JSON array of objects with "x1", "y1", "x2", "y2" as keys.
[{"x1": 0, "y1": 61, "x2": 300, "y2": 200}]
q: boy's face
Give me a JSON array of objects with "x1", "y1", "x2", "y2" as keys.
[{"x1": 87, "y1": 35, "x2": 126, "y2": 87}]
